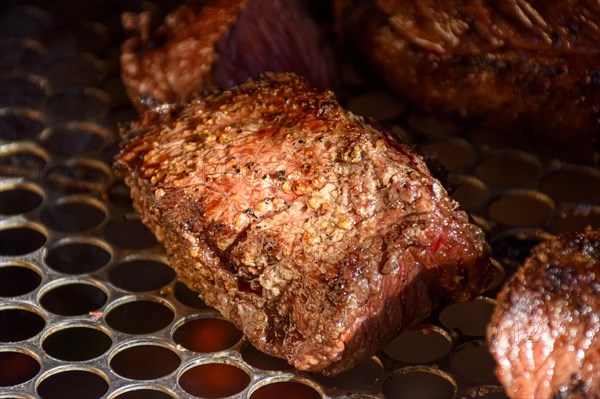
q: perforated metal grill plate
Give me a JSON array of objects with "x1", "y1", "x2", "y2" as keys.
[{"x1": 0, "y1": 1, "x2": 599, "y2": 398}]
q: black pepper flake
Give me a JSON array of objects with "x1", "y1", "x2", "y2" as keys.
[
  {"x1": 262, "y1": 174, "x2": 267, "y2": 179},
  {"x1": 298, "y1": 139, "x2": 305, "y2": 144},
  {"x1": 318, "y1": 136, "x2": 324, "y2": 142},
  {"x1": 276, "y1": 170, "x2": 286, "y2": 181},
  {"x1": 245, "y1": 208, "x2": 258, "y2": 218},
  {"x1": 263, "y1": 197, "x2": 271, "y2": 203},
  {"x1": 246, "y1": 162, "x2": 254, "y2": 168}
]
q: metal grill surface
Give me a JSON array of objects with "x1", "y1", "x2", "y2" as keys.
[{"x1": 0, "y1": 1, "x2": 599, "y2": 398}]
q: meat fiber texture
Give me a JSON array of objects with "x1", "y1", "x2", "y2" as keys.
[
  {"x1": 120, "y1": 0, "x2": 337, "y2": 111},
  {"x1": 336, "y1": 0, "x2": 600, "y2": 157},
  {"x1": 114, "y1": 73, "x2": 491, "y2": 375},
  {"x1": 488, "y1": 227, "x2": 600, "y2": 399}
]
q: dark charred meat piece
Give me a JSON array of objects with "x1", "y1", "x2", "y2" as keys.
[
  {"x1": 336, "y1": 0, "x2": 600, "y2": 153},
  {"x1": 121, "y1": 0, "x2": 337, "y2": 110},
  {"x1": 488, "y1": 228, "x2": 600, "y2": 399},
  {"x1": 114, "y1": 73, "x2": 491, "y2": 375}
]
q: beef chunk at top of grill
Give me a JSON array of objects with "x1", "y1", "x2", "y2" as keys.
[
  {"x1": 114, "y1": 72, "x2": 491, "y2": 375},
  {"x1": 488, "y1": 228, "x2": 600, "y2": 399},
  {"x1": 335, "y1": 0, "x2": 600, "y2": 159},
  {"x1": 120, "y1": 0, "x2": 337, "y2": 110}
]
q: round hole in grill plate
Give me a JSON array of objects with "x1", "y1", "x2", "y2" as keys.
[
  {"x1": 488, "y1": 190, "x2": 555, "y2": 228},
  {"x1": 450, "y1": 341, "x2": 499, "y2": 385},
  {"x1": 172, "y1": 316, "x2": 242, "y2": 353},
  {"x1": 418, "y1": 137, "x2": 477, "y2": 171},
  {"x1": 346, "y1": 91, "x2": 405, "y2": 121},
  {"x1": 384, "y1": 325, "x2": 452, "y2": 364},
  {"x1": 39, "y1": 280, "x2": 107, "y2": 316},
  {"x1": 73, "y1": 21, "x2": 110, "y2": 54},
  {"x1": 0, "y1": 306, "x2": 45, "y2": 342},
  {"x1": 0, "y1": 6, "x2": 55, "y2": 40},
  {"x1": 40, "y1": 197, "x2": 106, "y2": 233},
  {"x1": 0, "y1": 107, "x2": 45, "y2": 141},
  {"x1": 0, "y1": 183, "x2": 44, "y2": 215},
  {"x1": 313, "y1": 356, "x2": 383, "y2": 391},
  {"x1": 240, "y1": 343, "x2": 292, "y2": 371},
  {"x1": 459, "y1": 386, "x2": 509, "y2": 399},
  {"x1": 110, "y1": 387, "x2": 176, "y2": 399},
  {"x1": 0, "y1": 262, "x2": 41, "y2": 297},
  {"x1": 44, "y1": 238, "x2": 111, "y2": 274},
  {"x1": 40, "y1": 122, "x2": 110, "y2": 157},
  {"x1": 105, "y1": 298, "x2": 174, "y2": 335},
  {"x1": 43, "y1": 159, "x2": 111, "y2": 193},
  {"x1": 550, "y1": 204, "x2": 600, "y2": 234},
  {"x1": 109, "y1": 257, "x2": 175, "y2": 292},
  {"x1": 0, "y1": 349, "x2": 40, "y2": 386},
  {"x1": 0, "y1": 39, "x2": 46, "y2": 71},
  {"x1": 174, "y1": 282, "x2": 210, "y2": 310},
  {"x1": 542, "y1": 166, "x2": 600, "y2": 203},
  {"x1": 475, "y1": 150, "x2": 542, "y2": 188},
  {"x1": 42, "y1": 324, "x2": 112, "y2": 361},
  {"x1": 0, "y1": 223, "x2": 47, "y2": 256},
  {"x1": 109, "y1": 343, "x2": 181, "y2": 380},
  {"x1": 249, "y1": 379, "x2": 322, "y2": 399},
  {"x1": 106, "y1": 180, "x2": 133, "y2": 208},
  {"x1": 103, "y1": 215, "x2": 158, "y2": 249},
  {"x1": 448, "y1": 174, "x2": 488, "y2": 211},
  {"x1": 439, "y1": 297, "x2": 496, "y2": 337},
  {"x1": 0, "y1": 143, "x2": 48, "y2": 179},
  {"x1": 0, "y1": 74, "x2": 48, "y2": 108},
  {"x1": 178, "y1": 361, "x2": 250, "y2": 398},
  {"x1": 382, "y1": 367, "x2": 457, "y2": 399},
  {"x1": 43, "y1": 87, "x2": 110, "y2": 124},
  {"x1": 43, "y1": 53, "x2": 106, "y2": 88},
  {"x1": 407, "y1": 115, "x2": 460, "y2": 136},
  {"x1": 490, "y1": 228, "x2": 553, "y2": 268},
  {"x1": 36, "y1": 367, "x2": 109, "y2": 399}
]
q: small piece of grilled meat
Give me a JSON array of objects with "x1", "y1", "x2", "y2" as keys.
[
  {"x1": 120, "y1": 0, "x2": 337, "y2": 110},
  {"x1": 488, "y1": 228, "x2": 600, "y2": 399},
  {"x1": 336, "y1": 0, "x2": 600, "y2": 154},
  {"x1": 114, "y1": 73, "x2": 491, "y2": 375}
]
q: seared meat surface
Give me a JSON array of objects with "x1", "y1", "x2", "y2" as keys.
[
  {"x1": 121, "y1": 0, "x2": 336, "y2": 110},
  {"x1": 336, "y1": 0, "x2": 600, "y2": 153},
  {"x1": 114, "y1": 73, "x2": 491, "y2": 375},
  {"x1": 488, "y1": 228, "x2": 600, "y2": 399}
]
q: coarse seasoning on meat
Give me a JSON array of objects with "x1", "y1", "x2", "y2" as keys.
[
  {"x1": 114, "y1": 72, "x2": 491, "y2": 375},
  {"x1": 488, "y1": 228, "x2": 600, "y2": 399},
  {"x1": 335, "y1": 0, "x2": 600, "y2": 157}
]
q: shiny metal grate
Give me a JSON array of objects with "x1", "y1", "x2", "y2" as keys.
[{"x1": 0, "y1": 1, "x2": 599, "y2": 398}]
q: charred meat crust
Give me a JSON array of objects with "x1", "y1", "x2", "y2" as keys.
[
  {"x1": 115, "y1": 72, "x2": 491, "y2": 375},
  {"x1": 488, "y1": 228, "x2": 600, "y2": 399},
  {"x1": 336, "y1": 0, "x2": 600, "y2": 152}
]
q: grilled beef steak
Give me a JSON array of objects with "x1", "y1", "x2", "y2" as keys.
[
  {"x1": 488, "y1": 228, "x2": 600, "y2": 399},
  {"x1": 114, "y1": 72, "x2": 491, "y2": 375},
  {"x1": 121, "y1": 0, "x2": 336, "y2": 110},
  {"x1": 336, "y1": 0, "x2": 600, "y2": 153}
]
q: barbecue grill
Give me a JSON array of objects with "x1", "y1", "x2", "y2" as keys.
[{"x1": 0, "y1": 1, "x2": 598, "y2": 398}]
